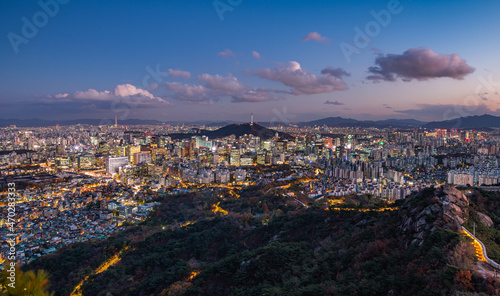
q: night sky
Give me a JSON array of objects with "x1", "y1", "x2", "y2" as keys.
[{"x1": 1, "y1": 0, "x2": 500, "y2": 123}]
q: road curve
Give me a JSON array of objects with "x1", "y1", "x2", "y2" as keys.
[{"x1": 462, "y1": 226, "x2": 500, "y2": 270}]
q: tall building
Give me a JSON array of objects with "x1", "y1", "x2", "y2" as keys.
[
  {"x1": 133, "y1": 152, "x2": 152, "y2": 165},
  {"x1": 230, "y1": 148, "x2": 240, "y2": 166},
  {"x1": 106, "y1": 157, "x2": 129, "y2": 175},
  {"x1": 126, "y1": 146, "x2": 141, "y2": 163}
]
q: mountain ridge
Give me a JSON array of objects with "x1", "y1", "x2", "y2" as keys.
[
  {"x1": 167, "y1": 123, "x2": 293, "y2": 140},
  {"x1": 23, "y1": 185, "x2": 500, "y2": 295},
  {"x1": 3, "y1": 114, "x2": 500, "y2": 129}
]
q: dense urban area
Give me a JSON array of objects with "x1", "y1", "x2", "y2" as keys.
[{"x1": 1, "y1": 119, "x2": 499, "y2": 268}]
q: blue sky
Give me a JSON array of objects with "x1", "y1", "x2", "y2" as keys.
[{"x1": 1, "y1": 0, "x2": 500, "y2": 123}]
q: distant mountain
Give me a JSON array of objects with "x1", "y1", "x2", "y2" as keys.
[
  {"x1": 9, "y1": 115, "x2": 500, "y2": 129},
  {"x1": 0, "y1": 118, "x2": 167, "y2": 127},
  {"x1": 375, "y1": 118, "x2": 424, "y2": 126},
  {"x1": 423, "y1": 114, "x2": 500, "y2": 129},
  {"x1": 0, "y1": 118, "x2": 249, "y2": 128},
  {"x1": 192, "y1": 120, "x2": 242, "y2": 126},
  {"x1": 298, "y1": 117, "x2": 424, "y2": 128},
  {"x1": 167, "y1": 123, "x2": 293, "y2": 139}
]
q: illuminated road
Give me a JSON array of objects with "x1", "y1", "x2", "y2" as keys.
[
  {"x1": 70, "y1": 246, "x2": 131, "y2": 296},
  {"x1": 326, "y1": 207, "x2": 399, "y2": 212},
  {"x1": 461, "y1": 226, "x2": 500, "y2": 270}
]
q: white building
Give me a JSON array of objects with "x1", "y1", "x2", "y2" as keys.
[{"x1": 106, "y1": 157, "x2": 129, "y2": 175}]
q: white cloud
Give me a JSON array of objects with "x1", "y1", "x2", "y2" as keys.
[
  {"x1": 48, "y1": 84, "x2": 170, "y2": 105},
  {"x1": 198, "y1": 74, "x2": 245, "y2": 92}
]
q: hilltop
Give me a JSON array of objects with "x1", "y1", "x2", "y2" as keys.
[
  {"x1": 423, "y1": 114, "x2": 500, "y2": 129},
  {"x1": 6, "y1": 114, "x2": 500, "y2": 130},
  {"x1": 167, "y1": 123, "x2": 293, "y2": 140},
  {"x1": 298, "y1": 117, "x2": 424, "y2": 128}
]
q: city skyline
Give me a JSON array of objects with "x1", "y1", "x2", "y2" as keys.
[
  {"x1": 2, "y1": 0, "x2": 500, "y2": 122},
  {"x1": 3, "y1": 2, "x2": 500, "y2": 293}
]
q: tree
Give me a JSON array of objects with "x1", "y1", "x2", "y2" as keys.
[
  {"x1": 454, "y1": 270, "x2": 473, "y2": 291},
  {"x1": 0, "y1": 262, "x2": 54, "y2": 296}
]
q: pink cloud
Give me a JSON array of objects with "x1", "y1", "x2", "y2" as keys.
[
  {"x1": 164, "y1": 82, "x2": 211, "y2": 103},
  {"x1": 367, "y1": 48, "x2": 475, "y2": 82},
  {"x1": 252, "y1": 51, "x2": 261, "y2": 59},
  {"x1": 198, "y1": 74, "x2": 245, "y2": 92},
  {"x1": 48, "y1": 84, "x2": 170, "y2": 105},
  {"x1": 254, "y1": 61, "x2": 349, "y2": 95},
  {"x1": 218, "y1": 49, "x2": 235, "y2": 58},
  {"x1": 168, "y1": 69, "x2": 191, "y2": 79},
  {"x1": 163, "y1": 75, "x2": 288, "y2": 103},
  {"x1": 231, "y1": 89, "x2": 283, "y2": 103},
  {"x1": 302, "y1": 32, "x2": 329, "y2": 43}
]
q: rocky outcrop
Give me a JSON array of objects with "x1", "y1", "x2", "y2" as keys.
[
  {"x1": 399, "y1": 185, "x2": 469, "y2": 246},
  {"x1": 476, "y1": 211, "x2": 494, "y2": 227},
  {"x1": 439, "y1": 185, "x2": 469, "y2": 225}
]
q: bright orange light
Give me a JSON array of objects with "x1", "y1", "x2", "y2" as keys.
[
  {"x1": 187, "y1": 270, "x2": 200, "y2": 280},
  {"x1": 211, "y1": 202, "x2": 228, "y2": 215},
  {"x1": 70, "y1": 246, "x2": 131, "y2": 296},
  {"x1": 461, "y1": 229, "x2": 487, "y2": 262}
]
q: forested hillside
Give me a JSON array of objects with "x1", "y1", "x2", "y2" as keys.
[{"x1": 20, "y1": 186, "x2": 500, "y2": 295}]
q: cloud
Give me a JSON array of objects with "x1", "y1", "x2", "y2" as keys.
[
  {"x1": 218, "y1": 49, "x2": 235, "y2": 58},
  {"x1": 382, "y1": 104, "x2": 392, "y2": 109},
  {"x1": 302, "y1": 32, "x2": 329, "y2": 43},
  {"x1": 367, "y1": 48, "x2": 475, "y2": 82},
  {"x1": 47, "y1": 84, "x2": 169, "y2": 106},
  {"x1": 320, "y1": 66, "x2": 351, "y2": 79},
  {"x1": 71, "y1": 89, "x2": 112, "y2": 101},
  {"x1": 168, "y1": 69, "x2": 191, "y2": 79},
  {"x1": 324, "y1": 100, "x2": 344, "y2": 105},
  {"x1": 198, "y1": 74, "x2": 245, "y2": 92},
  {"x1": 164, "y1": 75, "x2": 288, "y2": 104},
  {"x1": 114, "y1": 84, "x2": 158, "y2": 100},
  {"x1": 164, "y1": 82, "x2": 211, "y2": 103},
  {"x1": 231, "y1": 89, "x2": 283, "y2": 103},
  {"x1": 252, "y1": 51, "x2": 261, "y2": 60},
  {"x1": 36, "y1": 84, "x2": 172, "y2": 117},
  {"x1": 395, "y1": 104, "x2": 495, "y2": 121},
  {"x1": 254, "y1": 61, "x2": 349, "y2": 95}
]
